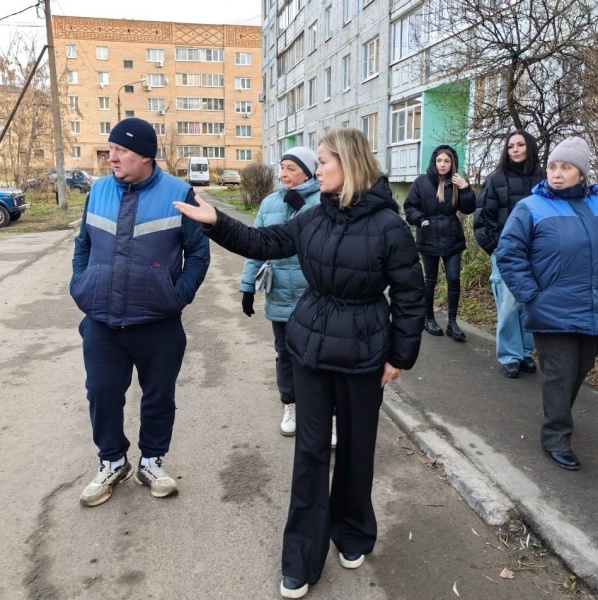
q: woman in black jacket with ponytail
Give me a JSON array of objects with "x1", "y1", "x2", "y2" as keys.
[{"x1": 404, "y1": 145, "x2": 476, "y2": 340}]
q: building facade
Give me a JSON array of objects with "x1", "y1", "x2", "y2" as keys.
[{"x1": 53, "y1": 16, "x2": 262, "y2": 176}]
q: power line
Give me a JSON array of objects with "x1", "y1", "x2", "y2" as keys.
[{"x1": 0, "y1": 1, "x2": 44, "y2": 24}]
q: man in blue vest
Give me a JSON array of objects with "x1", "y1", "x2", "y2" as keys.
[{"x1": 71, "y1": 118, "x2": 210, "y2": 506}]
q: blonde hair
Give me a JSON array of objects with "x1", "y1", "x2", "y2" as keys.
[
  {"x1": 435, "y1": 150, "x2": 459, "y2": 206},
  {"x1": 319, "y1": 128, "x2": 380, "y2": 208}
]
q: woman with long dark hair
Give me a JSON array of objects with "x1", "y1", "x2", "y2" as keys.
[
  {"x1": 474, "y1": 130, "x2": 544, "y2": 378},
  {"x1": 404, "y1": 145, "x2": 476, "y2": 341}
]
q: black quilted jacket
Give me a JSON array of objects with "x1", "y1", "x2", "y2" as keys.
[{"x1": 205, "y1": 176, "x2": 426, "y2": 374}]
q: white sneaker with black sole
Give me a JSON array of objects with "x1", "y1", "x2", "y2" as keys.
[
  {"x1": 134, "y1": 456, "x2": 178, "y2": 498},
  {"x1": 80, "y1": 458, "x2": 133, "y2": 507},
  {"x1": 281, "y1": 403, "x2": 296, "y2": 436}
]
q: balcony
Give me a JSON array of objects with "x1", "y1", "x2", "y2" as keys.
[{"x1": 388, "y1": 142, "x2": 420, "y2": 182}]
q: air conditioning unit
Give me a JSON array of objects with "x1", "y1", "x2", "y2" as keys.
[
  {"x1": 156, "y1": 61, "x2": 164, "y2": 68},
  {"x1": 258, "y1": 92, "x2": 266, "y2": 103},
  {"x1": 158, "y1": 110, "x2": 166, "y2": 116},
  {"x1": 142, "y1": 85, "x2": 152, "y2": 91},
  {"x1": 243, "y1": 112, "x2": 251, "y2": 118}
]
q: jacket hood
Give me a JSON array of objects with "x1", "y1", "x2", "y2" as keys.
[
  {"x1": 277, "y1": 178, "x2": 320, "y2": 197},
  {"x1": 320, "y1": 175, "x2": 398, "y2": 223},
  {"x1": 426, "y1": 145, "x2": 459, "y2": 183},
  {"x1": 532, "y1": 180, "x2": 598, "y2": 199}
]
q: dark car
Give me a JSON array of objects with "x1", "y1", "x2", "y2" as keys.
[
  {"x1": 28, "y1": 169, "x2": 94, "y2": 193},
  {"x1": 0, "y1": 187, "x2": 30, "y2": 228}
]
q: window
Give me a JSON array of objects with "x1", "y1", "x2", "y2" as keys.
[
  {"x1": 235, "y1": 101, "x2": 252, "y2": 114},
  {"x1": 235, "y1": 52, "x2": 252, "y2": 65},
  {"x1": 307, "y1": 77, "x2": 317, "y2": 107},
  {"x1": 324, "y1": 67, "x2": 332, "y2": 101},
  {"x1": 175, "y1": 47, "x2": 224, "y2": 62},
  {"x1": 147, "y1": 74, "x2": 166, "y2": 87},
  {"x1": 68, "y1": 96, "x2": 79, "y2": 110},
  {"x1": 96, "y1": 46, "x2": 108, "y2": 60},
  {"x1": 72, "y1": 146, "x2": 81, "y2": 159},
  {"x1": 98, "y1": 97, "x2": 110, "y2": 110},
  {"x1": 97, "y1": 71, "x2": 109, "y2": 85},
  {"x1": 67, "y1": 70, "x2": 78, "y2": 84},
  {"x1": 308, "y1": 22, "x2": 317, "y2": 54},
  {"x1": 147, "y1": 49, "x2": 165, "y2": 63},
  {"x1": 148, "y1": 98, "x2": 166, "y2": 111},
  {"x1": 177, "y1": 73, "x2": 199, "y2": 86},
  {"x1": 203, "y1": 147, "x2": 225, "y2": 159},
  {"x1": 341, "y1": 55, "x2": 351, "y2": 90},
  {"x1": 177, "y1": 146, "x2": 202, "y2": 158},
  {"x1": 178, "y1": 122, "x2": 203, "y2": 135},
  {"x1": 277, "y1": 33, "x2": 304, "y2": 77},
  {"x1": 308, "y1": 131, "x2": 317, "y2": 150},
  {"x1": 156, "y1": 148, "x2": 166, "y2": 160},
  {"x1": 390, "y1": 11, "x2": 422, "y2": 62},
  {"x1": 33, "y1": 148, "x2": 44, "y2": 158},
  {"x1": 201, "y1": 73, "x2": 224, "y2": 87},
  {"x1": 236, "y1": 149, "x2": 252, "y2": 161},
  {"x1": 100, "y1": 122, "x2": 111, "y2": 135},
  {"x1": 236, "y1": 125, "x2": 252, "y2": 137},
  {"x1": 201, "y1": 122, "x2": 225, "y2": 134},
  {"x1": 66, "y1": 45, "x2": 77, "y2": 58},
  {"x1": 124, "y1": 60, "x2": 133, "y2": 69},
  {"x1": 341, "y1": 120, "x2": 350, "y2": 128},
  {"x1": 277, "y1": 97, "x2": 287, "y2": 120},
  {"x1": 361, "y1": 113, "x2": 378, "y2": 151},
  {"x1": 124, "y1": 110, "x2": 135, "y2": 118},
  {"x1": 390, "y1": 100, "x2": 422, "y2": 144},
  {"x1": 362, "y1": 37, "x2": 379, "y2": 80},
  {"x1": 203, "y1": 98, "x2": 225, "y2": 110},
  {"x1": 343, "y1": 0, "x2": 352, "y2": 23},
  {"x1": 235, "y1": 77, "x2": 251, "y2": 90},
  {"x1": 152, "y1": 123, "x2": 166, "y2": 136},
  {"x1": 324, "y1": 6, "x2": 332, "y2": 39},
  {"x1": 70, "y1": 121, "x2": 80, "y2": 135},
  {"x1": 124, "y1": 85, "x2": 134, "y2": 93}
]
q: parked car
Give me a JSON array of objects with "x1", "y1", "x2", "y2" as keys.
[
  {"x1": 27, "y1": 169, "x2": 94, "y2": 193},
  {"x1": 0, "y1": 188, "x2": 29, "y2": 228},
  {"x1": 217, "y1": 169, "x2": 241, "y2": 186}
]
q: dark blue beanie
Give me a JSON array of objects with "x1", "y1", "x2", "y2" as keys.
[{"x1": 108, "y1": 118, "x2": 157, "y2": 159}]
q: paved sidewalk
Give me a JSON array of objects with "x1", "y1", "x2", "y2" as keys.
[{"x1": 388, "y1": 316, "x2": 598, "y2": 591}]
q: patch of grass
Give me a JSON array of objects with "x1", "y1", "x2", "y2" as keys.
[
  {"x1": 207, "y1": 187, "x2": 259, "y2": 216},
  {"x1": 1, "y1": 190, "x2": 86, "y2": 234}
]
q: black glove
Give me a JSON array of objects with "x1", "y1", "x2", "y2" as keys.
[
  {"x1": 284, "y1": 190, "x2": 306, "y2": 212},
  {"x1": 242, "y1": 292, "x2": 255, "y2": 317}
]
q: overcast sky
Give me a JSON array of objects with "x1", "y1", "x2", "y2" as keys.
[{"x1": 0, "y1": 0, "x2": 262, "y2": 54}]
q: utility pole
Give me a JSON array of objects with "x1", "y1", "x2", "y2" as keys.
[{"x1": 44, "y1": 0, "x2": 68, "y2": 209}]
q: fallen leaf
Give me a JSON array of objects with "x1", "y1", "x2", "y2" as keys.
[
  {"x1": 472, "y1": 528, "x2": 479, "y2": 536},
  {"x1": 500, "y1": 567, "x2": 515, "y2": 580},
  {"x1": 453, "y1": 581, "x2": 460, "y2": 596},
  {"x1": 425, "y1": 458, "x2": 437, "y2": 468}
]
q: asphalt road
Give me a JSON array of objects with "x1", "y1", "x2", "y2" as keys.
[{"x1": 0, "y1": 200, "x2": 593, "y2": 599}]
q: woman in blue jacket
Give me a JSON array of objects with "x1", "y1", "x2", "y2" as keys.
[
  {"x1": 496, "y1": 137, "x2": 598, "y2": 471},
  {"x1": 239, "y1": 147, "x2": 321, "y2": 437}
]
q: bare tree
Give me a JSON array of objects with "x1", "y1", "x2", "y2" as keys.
[
  {"x1": 425, "y1": 0, "x2": 598, "y2": 174},
  {"x1": 158, "y1": 121, "x2": 188, "y2": 176}
]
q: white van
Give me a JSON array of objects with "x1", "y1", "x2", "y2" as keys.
[{"x1": 187, "y1": 156, "x2": 210, "y2": 186}]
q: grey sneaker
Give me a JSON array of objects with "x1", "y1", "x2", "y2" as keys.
[
  {"x1": 80, "y1": 459, "x2": 133, "y2": 507},
  {"x1": 134, "y1": 457, "x2": 178, "y2": 498}
]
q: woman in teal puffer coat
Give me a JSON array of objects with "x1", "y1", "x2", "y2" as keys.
[{"x1": 239, "y1": 147, "x2": 320, "y2": 437}]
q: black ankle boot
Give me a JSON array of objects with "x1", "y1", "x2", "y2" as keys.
[
  {"x1": 424, "y1": 317, "x2": 444, "y2": 336},
  {"x1": 446, "y1": 321, "x2": 466, "y2": 341}
]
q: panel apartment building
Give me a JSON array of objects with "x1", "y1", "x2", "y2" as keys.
[
  {"x1": 262, "y1": 0, "x2": 473, "y2": 200},
  {"x1": 52, "y1": 16, "x2": 262, "y2": 175}
]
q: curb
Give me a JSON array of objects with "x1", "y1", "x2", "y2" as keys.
[{"x1": 382, "y1": 387, "x2": 516, "y2": 526}]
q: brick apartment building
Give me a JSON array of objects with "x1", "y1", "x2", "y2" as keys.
[{"x1": 52, "y1": 16, "x2": 262, "y2": 176}]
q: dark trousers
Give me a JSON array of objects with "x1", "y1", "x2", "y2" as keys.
[
  {"x1": 79, "y1": 316, "x2": 187, "y2": 461},
  {"x1": 534, "y1": 332, "x2": 598, "y2": 451},
  {"x1": 421, "y1": 253, "x2": 462, "y2": 322},
  {"x1": 272, "y1": 320, "x2": 294, "y2": 404},
  {"x1": 282, "y1": 359, "x2": 383, "y2": 584}
]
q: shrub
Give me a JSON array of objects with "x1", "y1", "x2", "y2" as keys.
[{"x1": 239, "y1": 156, "x2": 275, "y2": 210}]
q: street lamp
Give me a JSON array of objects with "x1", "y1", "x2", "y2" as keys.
[{"x1": 116, "y1": 78, "x2": 146, "y2": 122}]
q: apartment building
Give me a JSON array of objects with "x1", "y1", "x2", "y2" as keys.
[
  {"x1": 52, "y1": 16, "x2": 262, "y2": 175},
  {"x1": 262, "y1": 0, "x2": 472, "y2": 199}
]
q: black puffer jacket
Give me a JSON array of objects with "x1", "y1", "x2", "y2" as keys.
[
  {"x1": 205, "y1": 176, "x2": 426, "y2": 374},
  {"x1": 403, "y1": 146, "x2": 476, "y2": 257},
  {"x1": 473, "y1": 166, "x2": 544, "y2": 255}
]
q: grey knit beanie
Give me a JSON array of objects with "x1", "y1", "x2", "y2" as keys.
[
  {"x1": 109, "y1": 118, "x2": 158, "y2": 159},
  {"x1": 547, "y1": 137, "x2": 589, "y2": 179},
  {"x1": 281, "y1": 146, "x2": 318, "y2": 179}
]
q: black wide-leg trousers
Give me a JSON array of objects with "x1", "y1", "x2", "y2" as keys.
[{"x1": 282, "y1": 358, "x2": 384, "y2": 584}]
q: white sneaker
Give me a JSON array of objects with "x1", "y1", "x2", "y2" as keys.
[
  {"x1": 134, "y1": 457, "x2": 178, "y2": 498},
  {"x1": 339, "y1": 552, "x2": 365, "y2": 569},
  {"x1": 281, "y1": 403, "x2": 296, "y2": 437},
  {"x1": 80, "y1": 458, "x2": 133, "y2": 507},
  {"x1": 331, "y1": 415, "x2": 337, "y2": 450}
]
